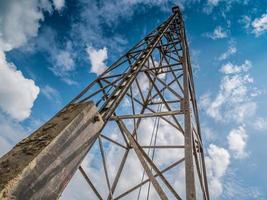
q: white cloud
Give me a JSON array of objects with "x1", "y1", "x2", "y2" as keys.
[
  {"x1": 206, "y1": 144, "x2": 230, "y2": 179},
  {"x1": 227, "y1": 126, "x2": 248, "y2": 159},
  {"x1": 207, "y1": 0, "x2": 221, "y2": 6},
  {"x1": 0, "y1": 1, "x2": 44, "y2": 51},
  {"x1": 220, "y1": 60, "x2": 251, "y2": 74},
  {"x1": 86, "y1": 46, "x2": 108, "y2": 75},
  {"x1": 204, "y1": 0, "x2": 249, "y2": 14},
  {"x1": 96, "y1": 0, "x2": 179, "y2": 26},
  {"x1": 239, "y1": 14, "x2": 267, "y2": 36},
  {"x1": 206, "y1": 26, "x2": 228, "y2": 40},
  {"x1": 0, "y1": 115, "x2": 25, "y2": 156},
  {"x1": 62, "y1": 117, "x2": 185, "y2": 199},
  {"x1": 52, "y1": 0, "x2": 65, "y2": 10},
  {"x1": 71, "y1": 1, "x2": 128, "y2": 61},
  {"x1": 252, "y1": 13, "x2": 267, "y2": 36},
  {"x1": 223, "y1": 176, "x2": 264, "y2": 200},
  {"x1": 0, "y1": 113, "x2": 43, "y2": 156},
  {"x1": 137, "y1": 73, "x2": 150, "y2": 93},
  {"x1": 34, "y1": 29, "x2": 77, "y2": 85},
  {"x1": 0, "y1": 50, "x2": 40, "y2": 121},
  {"x1": 200, "y1": 60, "x2": 258, "y2": 123},
  {"x1": 71, "y1": 0, "x2": 201, "y2": 63},
  {"x1": 0, "y1": 0, "x2": 65, "y2": 120},
  {"x1": 218, "y1": 45, "x2": 237, "y2": 61},
  {"x1": 0, "y1": 0, "x2": 68, "y2": 84},
  {"x1": 0, "y1": 0, "x2": 65, "y2": 51},
  {"x1": 239, "y1": 15, "x2": 251, "y2": 30},
  {"x1": 54, "y1": 50, "x2": 75, "y2": 75},
  {"x1": 138, "y1": 119, "x2": 184, "y2": 163},
  {"x1": 191, "y1": 49, "x2": 201, "y2": 71},
  {"x1": 42, "y1": 85, "x2": 61, "y2": 105},
  {"x1": 202, "y1": 126, "x2": 217, "y2": 142},
  {"x1": 205, "y1": 144, "x2": 230, "y2": 199},
  {"x1": 231, "y1": 102, "x2": 256, "y2": 123},
  {"x1": 254, "y1": 117, "x2": 267, "y2": 131}
]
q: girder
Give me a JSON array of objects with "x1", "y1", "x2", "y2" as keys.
[{"x1": 0, "y1": 6, "x2": 209, "y2": 200}]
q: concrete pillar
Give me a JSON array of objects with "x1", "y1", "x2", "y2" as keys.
[{"x1": 0, "y1": 102, "x2": 103, "y2": 199}]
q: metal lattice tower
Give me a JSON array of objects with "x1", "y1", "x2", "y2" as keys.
[{"x1": 0, "y1": 6, "x2": 209, "y2": 200}]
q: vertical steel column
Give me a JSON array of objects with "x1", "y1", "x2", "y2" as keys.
[
  {"x1": 174, "y1": 6, "x2": 196, "y2": 200},
  {"x1": 0, "y1": 6, "x2": 211, "y2": 200}
]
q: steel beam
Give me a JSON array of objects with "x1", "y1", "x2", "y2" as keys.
[
  {"x1": 0, "y1": 5, "x2": 210, "y2": 200},
  {"x1": 110, "y1": 110, "x2": 183, "y2": 120}
]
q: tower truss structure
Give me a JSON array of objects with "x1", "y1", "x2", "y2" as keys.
[{"x1": 0, "y1": 6, "x2": 209, "y2": 200}]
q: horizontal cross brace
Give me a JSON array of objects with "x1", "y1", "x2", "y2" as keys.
[
  {"x1": 110, "y1": 110, "x2": 183, "y2": 120},
  {"x1": 149, "y1": 100, "x2": 181, "y2": 105},
  {"x1": 140, "y1": 145, "x2": 185, "y2": 149}
]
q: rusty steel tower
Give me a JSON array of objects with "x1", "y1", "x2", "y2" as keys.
[{"x1": 0, "y1": 6, "x2": 209, "y2": 200}]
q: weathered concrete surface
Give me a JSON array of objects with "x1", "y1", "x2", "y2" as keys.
[{"x1": 0, "y1": 102, "x2": 103, "y2": 199}]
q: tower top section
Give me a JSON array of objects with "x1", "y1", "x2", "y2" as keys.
[{"x1": 172, "y1": 5, "x2": 180, "y2": 14}]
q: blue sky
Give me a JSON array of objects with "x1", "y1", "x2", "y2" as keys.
[{"x1": 0, "y1": 0, "x2": 267, "y2": 199}]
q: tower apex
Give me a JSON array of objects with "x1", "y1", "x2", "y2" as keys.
[{"x1": 172, "y1": 5, "x2": 180, "y2": 13}]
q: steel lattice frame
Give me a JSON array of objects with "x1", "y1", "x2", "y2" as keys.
[
  {"x1": 0, "y1": 6, "x2": 209, "y2": 200},
  {"x1": 66, "y1": 6, "x2": 209, "y2": 200}
]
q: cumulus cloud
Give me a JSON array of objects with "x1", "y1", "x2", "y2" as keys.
[
  {"x1": 206, "y1": 145, "x2": 230, "y2": 181},
  {"x1": 56, "y1": 51, "x2": 75, "y2": 72},
  {"x1": 207, "y1": 0, "x2": 221, "y2": 6},
  {"x1": 70, "y1": 1, "x2": 128, "y2": 62},
  {"x1": 218, "y1": 44, "x2": 237, "y2": 61},
  {"x1": 206, "y1": 26, "x2": 228, "y2": 40},
  {"x1": 202, "y1": 126, "x2": 217, "y2": 142},
  {"x1": 70, "y1": 0, "x2": 201, "y2": 64},
  {"x1": 52, "y1": 50, "x2": 75, "y2": 78},
  {"x1": 252, "y1": 13, "x2": 267, "y2": 36},
  {"x1": 204, "y1": 0, "x2": 249, "y2": 13},
  {"x1": 52, "y1": 0, "x2": 65, "y2": 10},
  {"x1": 0, "y1": 0, "x2": 65, "y2": 120},
  {"x1": 0, "y1": 1, "x2": 44, "y2": 51},
  {"x1": 0, "y1": 51, "x2": 40, "y2": 121},
  {"x1": 0, "y1": 113, "x2": 43, "y2": 156},
  {"x1": 90, "y1": 0, "x2": 183, "y2": 27},
  {"x1": 137, "y1": 73, "x2": 150, "y2": 93},
  {"x1": 205, "y1": 144, "x2": 230, "y2": 199},
  {"x1": 240, "y1": 13, "x2": 267, "y2": 36},
  {"x1": 223, "y1": 176, "x2": 264, "y2": 199},
  {"x1": 33, "y1": 28, "x2": 77, "y2": 85},
  {"x1": 0, "y1": 0, "x2": 65, "y2": 51},
  {"x1": 0, "y1": 115, "x2": 26, "y2": 156},
  {"x1": 86, "y1": 46, "x2": 108, "y2": 75},
  {"x1": 200, "y1": 60, "x2": 258, "y2": 123},
  {"x1": 239, "y1": 15, "x2": 252, "y2": 30},
  {"x1": 254, "y1": 117, "x2": 267, "y2": 131},
  {"x1": 220, "y1": 60, "x2": 251, "y2": 74},
  {"x1": 227, "y1": 126, "x2": 248, "y2": 159},
  {"x1": 42, "y1": 85, "x2": 61, "y2": 105},
  {"x1": 62, "y1": 117, "x2": 185, "y2": 199}
]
